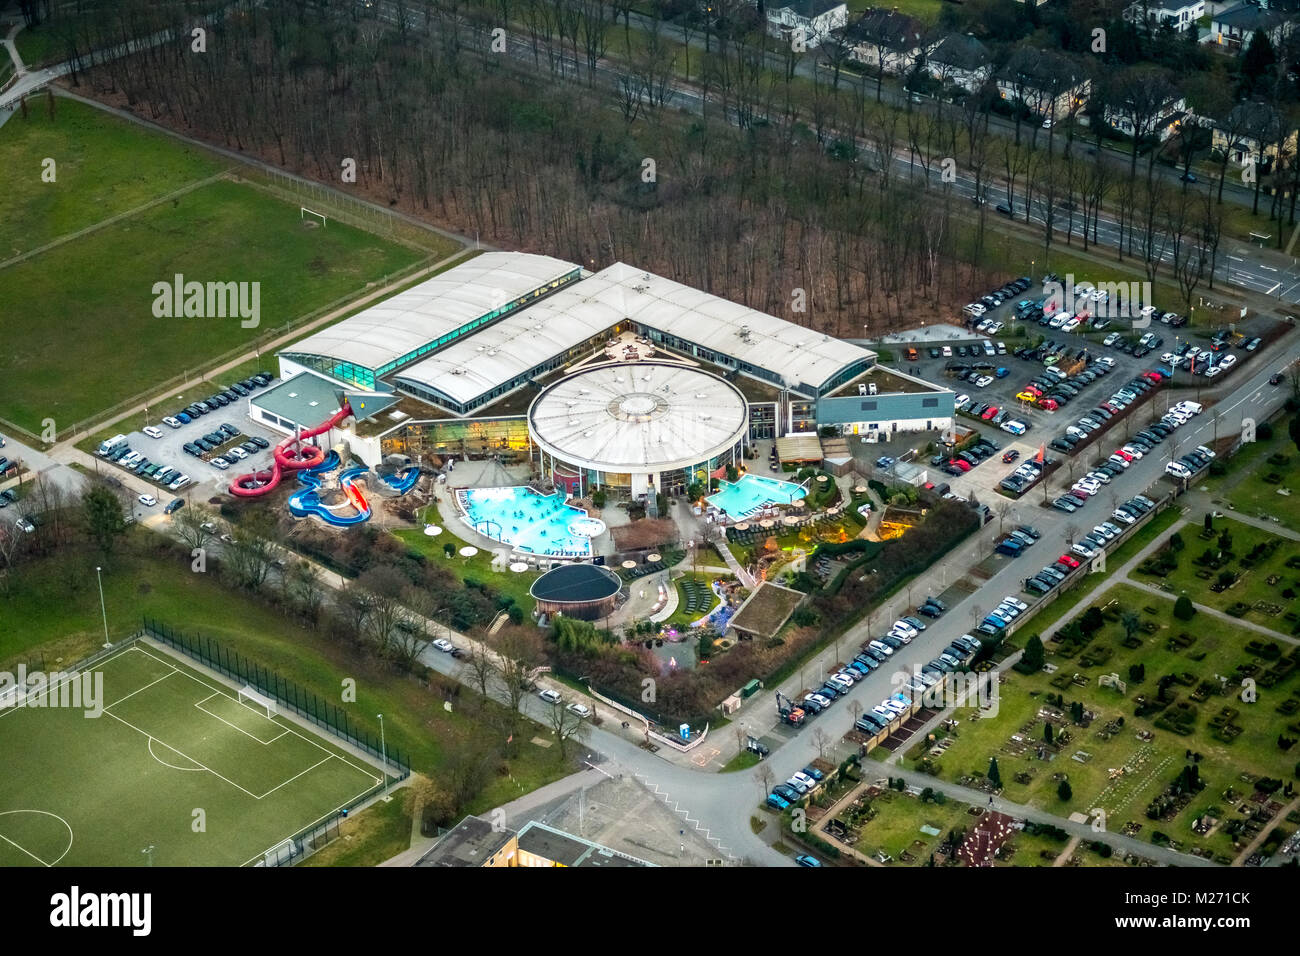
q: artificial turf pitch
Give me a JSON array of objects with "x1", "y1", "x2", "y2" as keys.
[{"x1": 0, "y1": 642, "x2": 381, "y2": 866}]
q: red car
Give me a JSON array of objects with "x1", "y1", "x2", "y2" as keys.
[
  {"x1": 1114, "y1": 448, "x2": 1135, "y2": 462},
  {"x1": 982, "y1": 406, "x2": 1000, "y2": 420},
  {"x1": 1143, "y1": 371, "x2": 1164, "y2": 383},
  {"x1": 1039, "y1": 398, "x2": 1060, "y2": 411},
  {"x1": 1024, "y1": 385, "x2": 1043, "y2": 396},
  {"x1": 1059, "y1": 554, "x2": 1081, "y2": 568},
  {"x1": 948, "y1": 458, "x2": 973, "y2": 472}
]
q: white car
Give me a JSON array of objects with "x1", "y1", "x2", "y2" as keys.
[
  {"x1": 119, "y1": 451, "x2": 143, "y2": 469},
  {"x1": 1107, "y1": 454, "x2": 1131, "y2": 469},
  {"x1": 1004, "y1": 596, "x2": 1029, "y2": 611},
  {"x1": 942, "y1": 346, "x2": 953, "y2": 357},
  {"x1": 1090, "y1": 289, "x2": 1109, "y2": 302},
  {"x1": 1160, "y1": 352, "x2": 1179, "y2": 366},
  {"x1": 168, "y1": 474, "x2": 190, "y2": 491},
  {"x1": 1139, "y1": 305, "x2": 1158, "y2": 320},
  {"x1": 142, "y1": 426, "x2": 163, "y2": 439},
  {"x1": 1098, "y1": 356, "x2": 1116, "y2": 368},
  {"x1": 1205, "y1": 365, "x2": 1224, "y2": 379},
  {"x1": 1120, "y1": 444, "x2": 1145, "y2": 459},
  {"x1": 538, "y1": 688, "x2": 562, "y2": 704},
  {"x1": 792, "y1": 771, "x2": 819, "y2": 790},
  {"x1": 1001, "y1": 420, "x2": 1027, "y2": 435},
  {"x1": 567, "y1": 703, "x2": 592, "y2": 719},
  {"x1": 1092, "y1": 524, "x2": 1117, "y2": 540},
  {"x1": 1196, "y1": 444, "x2": 1216, "y2": 459},
  {"x1": 225, "y1": 446, "x2": 249, "y2": 461},
  {"x1": 995, "y1": 603, "x2": 1021, "y2": 619},
  {"x1": 964, "y1": 303, "x2": 987, "y2": 317},
  {"x1": 975, "y1": 375, "x2": 994, "y2": 388},
  {"x1": 1049, "y1": 312, "x2": 1070, "y2": 329},
  {"x1": 138, "y1": 494, "x2": 157, "y2": 507},
  {"x1": 1220, "y1": 354, "x2": 1237, "y2": 369},
  {"x1": 1175, "y1": 401, "x2": 1203, "y2": 415},
  {"x1": 1102, "y1": 332, "x2": 1121, "y2": 346},
  {"x1": 868, "y1": 640, "x2": 895, "y2": 657},
  {"x1": 433, "y1": 638, "x2": 455, "y2": 653},
  {"x1": 891, "y1": 621, "x2": 919, "y2": 639},
  {"x1": 161, "y1": 416, "x2": 183, "y2": 429},
  {"x1": 1072, "y1": 542, "x2": 1098, "y2": 559},
  {"x1": 1166, "y1": 461, "x2": 1193, "y2": 479},
  {"x1": 1062, "y1": 316, "x2": 1082, "y2": 332},
  {"x1": 986, "y1": 321, "x2": 1004, "y2": 334},
  {"x1": 1112, "y1": 509, "x2": 1137, "y2": 525},
  {"x1": 1085, "y1": 470, "x2": 1111, "y2": 484},
  {"x1": 954, "y1": 394, "x2": 971, "y2": 410},
  {"x1": 210, "y1": 457, "x2": 230, "y2": 470}
]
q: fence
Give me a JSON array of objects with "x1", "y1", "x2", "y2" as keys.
[{"x1": 140, "y1": 618, "x2": 411, "y2": 780}]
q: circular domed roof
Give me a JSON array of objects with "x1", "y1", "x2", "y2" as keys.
[
  {"x1": 528, "y1": 362, "x2": 749, "y2": 473},
  {"x1": 529, "y1": 563, "x2": 623, "y2": 604}
]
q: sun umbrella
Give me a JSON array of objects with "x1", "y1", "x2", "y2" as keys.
[
  {"x1": 782, "y1": 515, "x2": 800, "y2": 526},
  {"x1": 647, "y1": 553, "x2": 662, "y2": 562},
  {"x1": 853, "y1": 485, "x2": 867, "y2": 494},
  {"x1": 759, "y1": 519, "x2": 775, "y2": 529},
  {"x1": 423, "y1": 525, "x2": 443, "y2": 536},
  {"x1": 789, "y1": 498, "x2": 805, "y2": 508},
  {"x1": 734, "y1": 522, "x2": 751, "y2": 531},
  {"x1": 622, "y1": 560, "x2": 637, "y2": 569},
  {"x1": 509, "y1": 562, "x2": 528, "y2": 573},
  {"x1": 459, "y1": 546, "x2": 478, "y2": 557}
]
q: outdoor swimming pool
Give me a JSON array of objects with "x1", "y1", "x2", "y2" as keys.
[
  {"x1": 458, "y1": 486, "x2": 602, "y2": 557},
  {"x1": 706, "y1": 473, "x2": 807, "y2": 519}
]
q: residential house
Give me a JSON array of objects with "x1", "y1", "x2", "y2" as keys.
[
  {"x1": 1103, "y1": 93, "x2": 1189, "y2": 142},
  {"x1": 1124, "y1": 0, "x2": 1207, "y2": 32},
  {"x1": 844, "y1": 8, "x2": 926, "y2": 75},
  {"x1": 995, "y1": 48, "x2": 1091, "y2": 121},
  {"x1": 416, "y1": 815, "x2": 655, "y2": 867},
  {"x1": 765, "y1": 0, "x2": 848, "y2": 49},
  {"x1": 1210, "y1": 1, "x2": 1297, "y2": 51},
  {"x1": 925, "y1": 33, "x2": 993, "y2": 93},
  {"x1": 1211, "y1": 100, "x2": 1299, "y2": 167}
]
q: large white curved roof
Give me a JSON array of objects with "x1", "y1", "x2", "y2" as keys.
[
  {"x1": 529, "y1": 363, "x2": 748, "y2": 473},
  {"x1": 282, "y1": 252, "x2": 579, "y2": 373}
]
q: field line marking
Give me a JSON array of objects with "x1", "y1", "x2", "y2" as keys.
[
  {"x1": 193, "y1": 698, "x2": 288, "y2": 744},
  {"x1": 147, "y1": 737, "x2": 205, "y2": 772},
  {"x1": 256, "y1": 756, "x2": 333, "y2": 800},
  {"x1": 100, "y1": 709, "x2": 262, "y2": 799},
  {"x1": 0, "y1": 643, "x2": 146, "y2": 720},
  {"x1": 0, "y1": 831, "x2": 50, "y2": 867},
  {"x1": 239, "y1": 779, "x2": 384, "y2": 867},
  {"x1": 132, "y1": 640, "x2": 386, "y2": 780},
  {"x1": 0, "y1": 810, "x2": 74, "y2": 866},
  {"x1": 102, "y1": 667, "x2": 179, "y2": 713}
]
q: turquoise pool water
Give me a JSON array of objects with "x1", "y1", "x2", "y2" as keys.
[
  {"x1": 706, "y1": 474, "x2": 807, "y2": 519},
  {"x1": 458, "y1": 486, "x2": 600, "y2": 557}
]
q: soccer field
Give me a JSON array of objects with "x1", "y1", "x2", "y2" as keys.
[
  {"x1": 0, "y1": 642, "x2": 382, "y2": 867},
  {"x1": 0, "y1": 100, "x2": 446, "y2": 436}
]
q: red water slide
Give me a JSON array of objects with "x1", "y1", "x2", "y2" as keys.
[{"x1": 228, "y1": 402, "x2": 353, "y2": 497}]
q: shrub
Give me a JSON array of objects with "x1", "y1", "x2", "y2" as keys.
[
  {"x1": 1258, "y1": 421, "x2": 1274, "y2": 441},
  {"x1": 1174, "y1": 595, "x2": 1196, "y2": 620},
  {"x1": 1209, "y1": 461, "x2": 1227, "y2": 477}
]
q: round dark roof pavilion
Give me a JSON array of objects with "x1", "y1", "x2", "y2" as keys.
[{"x1": 529, "y1": 564, "x2": 622, "y2": 605}]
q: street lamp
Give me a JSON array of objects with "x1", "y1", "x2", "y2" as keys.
[
  {"x1": 377, "y1": 713, "x2": 387, "y2": 796},
  {"x1": 96, "y1": 566, "x2": 110, "y2": 648},
  {"x1": 141, "y1": 844, "x2": 155, "y2": 867}
]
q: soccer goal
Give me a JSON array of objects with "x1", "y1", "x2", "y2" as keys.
[
  {"x1": 237, "y1": 685, "x2": 277, "y2": 718},
  {"x1": 300, "y1": 207, "x2": 327, "y2": 228}
]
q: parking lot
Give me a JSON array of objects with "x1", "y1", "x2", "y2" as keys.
[{"x1": 95, "y1": 374, "x2": 283, "y2": 507}]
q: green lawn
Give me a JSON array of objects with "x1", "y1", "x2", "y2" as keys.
[
  {"x1": 910, "y1": 584, "x2": 1300, "y2": 860},
  {"x1": 299, "y1": 790, "x2": 413, "y2": 867},
  {"x1": 12, "y1": 22, "x2": 67, "y2": 70},
  {"x1": 1143, "y1": 517, "x2": 1300, "y2": 634},
  {"x1": 0, "y1": 536, "x2": 573, "y2": 810},
  {"x1": 0, "y1": 99, "x2": 225, "y2": 257},
  {"x1": 393, "y1": 502, "x2": 540, "y2": 617},
  {"x1": 0, "y1": 178, "x2": 423, "y2": 434},
  {"x1": 853, "y1": 789, "x2": 973, "y2": 863}
]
